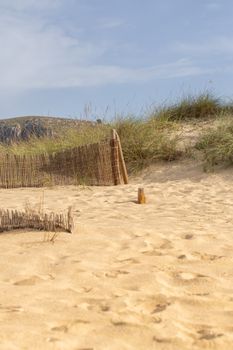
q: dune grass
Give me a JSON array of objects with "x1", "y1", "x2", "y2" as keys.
[
  {"x1": 0, "y1": 115, "x2": 182, "y2": 173},
  {"x1": 0, "y1": 123, "x2": 111, "y2": 156},
  {"x1": 153, "y1": 93, "x2": 222, "y2": 121},
  {"x1": 1, "y1": 92, "x2": 233, "y2": 173},
  {"x1": 196, "y1": 116, "x2": 233, "y2": 170},
  {"x1": 113, "y1": 117, "x2": 182, "y2": 172}
]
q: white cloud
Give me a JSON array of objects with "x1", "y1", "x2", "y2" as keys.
[
  {"x1": 3, "y1": 59, "x2": 207, "y2": 89},
  {"x1": 174, "y1": 36, "x2": 233, "y2": 56},
  {"x1": 0, "y1": 2, "x2": 209, "y2": 90},
  {"x1": 0, "y1": 0, "x2": 61, "y2": 11}
]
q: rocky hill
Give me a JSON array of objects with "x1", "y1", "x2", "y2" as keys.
[{"x1": 0, "y1": 116, "x2": 95, "y2": 144}]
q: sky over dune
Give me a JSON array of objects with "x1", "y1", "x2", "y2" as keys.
[{"x1": 0, "y1": 0, "x2": 232, "y2": 118}]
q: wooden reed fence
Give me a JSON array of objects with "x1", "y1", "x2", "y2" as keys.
[
  {"x1": 0, "y1": 130, "x2": 128, "y2": 188},
  {"x1": 0, "y1": 207, "x2": 73, "y2": 233}
]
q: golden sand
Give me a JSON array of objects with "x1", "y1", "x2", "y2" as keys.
[{"x1": 0, "y1": 161, "x2": 233, "y2": 349}]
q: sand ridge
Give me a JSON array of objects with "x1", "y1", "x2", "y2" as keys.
[{"x1": 0, "y1": 162, "x2": 233, "y2": 349}]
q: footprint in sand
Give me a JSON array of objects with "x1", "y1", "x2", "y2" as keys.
[
  {"x1": 197, "y1": 329, "x2": 223, "y2": 340},
  {"x1": 60, "y1": 255, "x2": 71, "y2": 260},
  {"x1": 135, "y1": 294, "x2": 171, "y2": 315},
  {"x1": 51, "y1": 319, "x2": 90, "y2": 334},
  {"x1": 79, "y1": 287, "x2": 93, "y2": 293},
  {"x1": 51, "y1": 325, "x2": 69, "y2": 333},
  {"x1": 116, "y1": 257, "x2": 140, "y2": 264},
  {"x1": 193, "y1": 293, "x2": 210, "y2": 296},
  {"x1": 153, "y1": 336, "x2": 171, "y2": 344},
  {"x1": 183, "y1": 234, "x2": 194, "y2": 240},
  {"x1": 47, "y1": 337, "x2": 60, "y2": 343},
  {"x1": 71, "y1": 319, "x2": 90, "y2": 325},
  {"x1": 142, "y1": 249, "x2": 162, "y2": 256},
  {"x1": 100, "y1": 303, "x2": 110, "y2": 312},
  {"x1": 14, "y1": 276, "x2": 43, "y2": 286},
  {"x1": 151, "y1": 303, "x2": 170, "y2": 314},
  {"x1": 192, "y1": 252, "x2": 225, "y2": 261},
  {"x1": 110, "y1": 314, "x2": 142, "y2": 328},
  {"x1": 111, "y1": 319, "x2": 128, "y2": 327},
  {"x1": 105, "y1": 270, "x2": 129, "y2": 278},
  {"x1": 159, "y1": 240, "x2": 173, "y2": 249},
  {"x1": 0, "y1": 305, "x2": 23, "y2": 313},
  {"x1": 175, "y1": 272, "x2": 208, "y2": 283},
  {"x1": 177, "y1": 254, "x2": 187, "y2": 260}
]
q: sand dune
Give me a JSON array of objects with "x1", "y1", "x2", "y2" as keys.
[{"x1": 0, "y1": 161, "x2": 233, "y2": 349}]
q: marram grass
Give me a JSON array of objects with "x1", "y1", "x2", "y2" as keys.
[{"x1": 1, "y1": 93, "x2": 233, "y2": 173}]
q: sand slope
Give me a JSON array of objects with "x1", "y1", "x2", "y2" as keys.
[{"x1": 0, "y1": 162, "x2": 233, "y2": 349}]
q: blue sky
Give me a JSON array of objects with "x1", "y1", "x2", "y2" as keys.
[{"x1": 0, "y1": 0, "x2": 232, "y2": 119}]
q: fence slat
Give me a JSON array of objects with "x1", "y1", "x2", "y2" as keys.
[
  {"x1": 0, "y1": 208, "x2": 73, "y2": 233},
  {"x1": 0, "y1": 132, "x2": 128, "y2": 188}
]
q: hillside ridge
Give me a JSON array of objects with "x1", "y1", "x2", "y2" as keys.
[{"x1": 0, "y1": 116, "x2": 96, "y2": 144}]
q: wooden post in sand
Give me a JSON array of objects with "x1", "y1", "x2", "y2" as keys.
[
  {"x1": 115, "y1": 131, "x2": 129, "y2": 185},
  {"x1": 138, "y1": 188, "x2": 146, "y2": 204},
  {"x1": 110, "y1": 129, "x2": 129, "y2": 185},
  {"x1": 111, "y1": 129, "x2": 122, "y2": 185}
]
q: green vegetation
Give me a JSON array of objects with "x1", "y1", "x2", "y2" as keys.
[
  {"x1": 154, "y1": 93, "x2": 222, "y2": 121},
  {"x1": 0, "y1": 117, "x2": 182, "y2": 173},
  {"x1": 114, "y1": 117, "x2": 181, "y2": 172},
  {"x1": 0, "y1": 124, "x2": 111, "y2": 156},
  {"x1": 196, "y1": 117, "x2": 233, "y2": 170},
  {"x1": 1, "y1": 92, "x2": 233, "y2": 173}
]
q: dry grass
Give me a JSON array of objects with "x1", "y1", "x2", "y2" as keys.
[
  {"x1": 196, "y1": 116, "x2": 233, "y2": 170},
  {"x1": 154, "y1": 93, "x2": 222, "y2": 121},
  {"x1": 43, "y1": 231, "x2": 60, "y2": 244},
  {"x1": 1, "y1": 93, "x2": 233, "y2": 173},
  {"x1": 0, "y1": 124, "x2": 111, "y2": 156},
  {"x1": 113, "y1": 117, "x2": 182, "y2": 172},
  {"x1": 0, "y1": 113, "x2": 183, "y2": 174}
]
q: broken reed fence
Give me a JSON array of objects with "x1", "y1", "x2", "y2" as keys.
[
  {"x1": 0, "y1": 130, "x2": 128, "y2": 188},
  {"x1": 0, "y1": 207, "x2": 73, "y2": 234}
]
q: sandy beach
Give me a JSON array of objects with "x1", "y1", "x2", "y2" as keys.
[{"x1": 0, "y1": 161, "x2": 233, "y2": 349}]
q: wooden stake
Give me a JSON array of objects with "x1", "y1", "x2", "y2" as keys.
[
  {"x1": 67, "y1": 206, "x2": 74, "y2": 233},
  {"x1": 138, "y1": 188, "x2": 146, "y2": 204},
  {"x1": 110, "y1": 129, "x2": 121, "y2": 185},
  {"x1": 115, "y1": 131, "x2": 129, "y2": 185}
]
